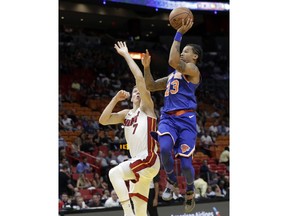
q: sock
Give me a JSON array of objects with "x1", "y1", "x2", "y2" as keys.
[{"x1": 121, "y1": 199, "x2": 135, "y2": 216}]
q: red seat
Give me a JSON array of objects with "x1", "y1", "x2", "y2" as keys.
[{"x1": 79, "y1": 189, "x2": 92, "y2": 201}]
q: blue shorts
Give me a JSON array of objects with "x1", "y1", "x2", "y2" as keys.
[{"x1": 156, "y1": 111, "x2": 197, "y2": 158}]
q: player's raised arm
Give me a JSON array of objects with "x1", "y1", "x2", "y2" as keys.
[
  {"x1": 114, "y1": 41, "x2": 154, "y2": 115},
  {"x1": 99, "y1": 90, "x2": 130, "y2": 125},
  {"x1": 142, "y1": 49, "x2": 168, "y2": 92},
  {"x1": 169, "y1": 18, "x2": 199, "y2": 78}
]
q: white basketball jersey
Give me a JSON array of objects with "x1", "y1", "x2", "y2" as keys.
[{"x1": 124, "y1": 108, "x2": 157, "y2": 158}]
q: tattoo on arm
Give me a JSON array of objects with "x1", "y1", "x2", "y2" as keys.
[
  {"x1": 177, "y1": 61, "x2": 186, "y2": 73},
  {"x1": 175, "y1": 44, "x2": 180, "y2": 53}
]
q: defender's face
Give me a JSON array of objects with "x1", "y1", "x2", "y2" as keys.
[{"x1": 131, "y1": 87, "x2": 141, "y2": 103}]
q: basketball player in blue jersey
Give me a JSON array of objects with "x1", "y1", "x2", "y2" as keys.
[
  {"x1": 99, "y1": 41, "x2": 160, "y2": 216},
  {"x1": 143, "y1": 18, "x2": 202, "y2": 213}
]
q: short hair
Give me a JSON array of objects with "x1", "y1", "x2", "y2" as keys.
[{"x1": 186, "y1": 43, "x2": 203, "y2": 65}]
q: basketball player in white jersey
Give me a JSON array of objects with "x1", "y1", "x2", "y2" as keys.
[{"x1": 99, "y1": 41, "x2": 160, "y2": 216}]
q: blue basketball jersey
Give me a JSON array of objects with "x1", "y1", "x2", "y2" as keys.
[{"x1": 162, "y1": 71, "x2": 199, "y2": 112}]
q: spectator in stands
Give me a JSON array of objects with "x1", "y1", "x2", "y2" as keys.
[
  {"x1": 90, "y1": 117, "x2": 100, "y2": 130},
  {"x1": 200, "y1": 130, "x2": 214, "y2": 157},
  {"x1": 208, "y1": 120, "x2": 219, "y2": 138},
  {"x1": 88, "y1": 193, "x2": 104, "y2": 207},
  {"x1": 61, "y1": 114, "x2": 75, "y2": 131},
  {"x1": 76, "y1": 157, "x2": 91, "y2": 174},
  {"x1": 92, "y1": 132, "x2": 101, "y2": 147},
  {"x1": 59, "y1": 135, "x2": 67, "y2": 151},
  {"x1": 84, "y1": 120, "x2": 98, "y2": 134},
  {"x1": 101, "y1": 189, "x2": 111, "y2": 204},
  {"x1": 59, "y1": 157, "x2": 71, "y2": 174},
  {"x1": 76, "y1": 173, "x2": 92, "y2": 189},
  {"x1": 71, "y1": 137, "x2": 81, "y2": 158},
  {"x1": 116, "y1": 149, "x2": 129, "y2": 163},
  {"x1": 59, "y1": 164, "x2": 78, "y2": 197},
  {"x1": 199, "y1": 160, "x2": 212, "y2": 183},
  {"x1": 194, "y1": 175, "x2": 208, "y2": 198},
  {"x1": 106, "y1": 150, "x2": 118, "y2": 165},
  {"x1": 219, "y1": 146, "x2": 229, "y2": 167},
  {"x1": 95, "y1": 150, "x2": 110, "y2": 177},
  {"x1": 104, "y1": 190, "x2": 120, "y2": 208},
  {"x1": 91, "y1": 172, "x2": 108, "y2": 190},
  {"x1": 217, "y1": 120, "x2": 229, "y2": 136},
  {"x1": 99, "y1": 130, "x2": 113, "y2": 146},
  {"x1": 80, "y1": 134, "x2": 95, "y2": 154},
  {"x1": 74, "y1": 196, "x2": 88, "y2": 210},
  {"x1": 196, "y1": 120, "x2": 205, "y2": 137},
  {"x1": 59, "y1": 192, "x2": 72, "y2": 210}
]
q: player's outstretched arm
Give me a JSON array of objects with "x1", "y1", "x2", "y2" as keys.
[
  {"x1": 142, "y1": 49, "x2": 167, "y2": 92},
  {"x1": 169, "y1": 18, "x2": 199, "y2": 78},
  {"x1": 114, "y1": 41, "x2": 155, "y2": 115},
  {"x1": 99, "y1": 90, "x2": 130, "y2": 125}
]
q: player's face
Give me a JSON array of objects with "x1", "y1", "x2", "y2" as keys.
[
  {"x1": 131, "y1": 87, "x2": 141, "y2": 104},
  {"x1": 181, "y1": 46, "x2": 197, "y2": 63}
]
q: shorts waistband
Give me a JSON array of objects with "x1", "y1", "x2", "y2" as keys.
[{"x1": 165, "y1": 109, "x2": 194, "y2": 116}]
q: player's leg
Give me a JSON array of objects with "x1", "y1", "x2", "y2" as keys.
[
  {"x1": 158, "y1": 134, "x2": 178, "y2": 201},
  {"x1": 177, "y1": 127, "x2": 197, "y2": 213},
  {"x1": 130, "y1": 176, "x2": 151, "y2": 216},
  {"x1": 180, "y1": 156, "x2": 196, "y2": 213},
  {"x1": 109, "y1": 161, "x2": 136, "y2": 216}
]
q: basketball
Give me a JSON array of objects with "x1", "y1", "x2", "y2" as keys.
[{"x1": 169, "y1": 7, "x2": 193, "y2": 30}]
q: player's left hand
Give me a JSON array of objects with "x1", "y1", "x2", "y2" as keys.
[
  {"x1": 141, "y1": 49, "x2": 151, "y2": 68},
  {"x1": 114, "y1": 41, "x2": 129, "y2": 56}
]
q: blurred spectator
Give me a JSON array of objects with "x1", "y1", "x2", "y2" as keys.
[
  {"x1": 101, "y1": 189, "x2": 111, "y2": 204},
  {"x1": 108, "y1": 150, "x2": 118, "y2": 162},
  {"x1": 61, "y1": 114, "x2": 75, "y2": 131},
  {"x1": 80, "y1": 134, "x2": 95, "y2": 154},
  {"x1": 59, "y1": 164, "x2": 78, "y2": 197},
  {"x1": 59, "y1": 157, "x2": 71, "y2": 174},
  {"x1": 208, "y1": 120, "x2": 219, "y2": 138},
  {"x1": 59, "y1": 135, "x2": 67, "y2": 150},
  {"x1": 76, "y1": 157, "x2": 91, "y2": 174},
  {"x1": 96, "y1": 151, "x2": 110, "y2": 177},
  {"x1": 76, "y1": 173, "x2": 93, "y2": 189},
  {"x1": 217, "y1": 120, "x2": 229, "y2": 136},
  {"x1": 104, "y1": 190, "x2": 120, "y2": 208},
  {"x1": 88, "y1": 194, "x2": 104, "y2": 207},
  {"x1": 59, "y1": 192, "x2": 72, "y2": 210},
  {"x1": 73, "y1": 196, "x2": 88, "y2": 210},
  {"x1": 199, "y1": 160, "x2": 212, "y2": 183},
  {"x1": 92, "y1": 132, "x2": 101, "y2": 147},
  {"x1": 71, "y1": 137, "x2": 82, "y2": 158},
  {"x1": 116, "y1": 149, "x2": 129, "y2": 163},
  {"x1": 200, "y1": 131, "x2": 214, "y2": 157},
  {"x1": 91, "y1": 172, "x2": 108, "y2": 190},
  {"x1": 194, "y1": 176, "x2": 208, "y2": 198},
  {"x1": 219, "y1": 146, "x2": 229, "y2": 167},
  {"x1": 99, "y1": 130, "x2": 113, "y2": 146}
]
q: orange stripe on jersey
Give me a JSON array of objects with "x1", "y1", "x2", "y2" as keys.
[{"x1": 129, "y1": 117, "x2": 157, "y2": 182}]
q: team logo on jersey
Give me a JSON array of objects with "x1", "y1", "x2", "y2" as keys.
[{"x1": 180, "y1": 144, "x2": 190, "y2": 153}]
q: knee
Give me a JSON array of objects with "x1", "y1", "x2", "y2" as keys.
[
  {"x1": 108, "y1": 166, "x2": 118, "y2": 179},
  {"x1": 181, "y1": 160, "x2": 193, "y2": 172}
]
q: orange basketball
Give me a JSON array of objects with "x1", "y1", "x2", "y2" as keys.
[{"x1": 169, "y1": 7, "x2": 193, "y2": 30}]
